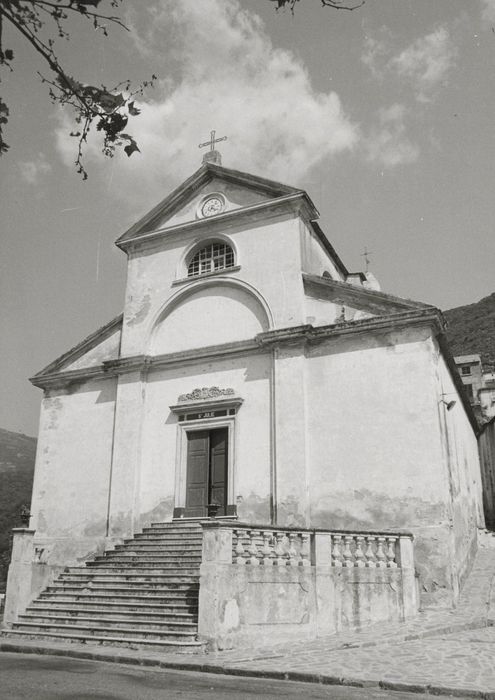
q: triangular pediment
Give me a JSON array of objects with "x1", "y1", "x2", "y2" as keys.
[
  {"x1": 32, "y1": 315, "x2": 122, "y2": 381},
  {"x1": 303, "y1": 273, "x2": 433, "y2": 324},
  {"x1": 115, "y1": 162, "x2": 305, "y2": 248}
]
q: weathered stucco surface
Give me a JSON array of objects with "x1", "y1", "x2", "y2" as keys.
[
  {"x1": 30, "y1": 377, "x2": 117, "y2": 565},
  {"x1": 10, "y1": 167, "x2": 484, "y2": 624},
  {"x1": 479, "y1": 419, "x2": 495, "y2": 529}
]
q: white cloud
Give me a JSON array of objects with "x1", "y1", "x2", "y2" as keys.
[
  {"x1": 55, "y1": 0, "x2": 358, "y2": 205},
  {"x1": 481, "y1": 0, "x2": 495, "y2": 25},
  {"x1": 392, "y1": 27, "x2": 456, "y2": 103},
  {"x1": 364, "y1": 104, "x2": 419, "y2": 168},
  {"x1": 362, "y1": 26, "x2": 456, "y2": 103},
  {"x1": 18, "y1": 153, "x2": 52, "y2": 184},
  {"x1": 361, "y1": 30, "x2": 392, "y2": 79}
]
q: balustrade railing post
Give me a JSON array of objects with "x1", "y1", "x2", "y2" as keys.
[
  {"x1": 288, "y1": 532, "x2": 299, "y2": 566},
  {"x1": 376, "y1": 536, "x2": 387, "y2": 568},
  {"x1": 398, "y1": 534, "x2": 417, "y2": 619},
  {"x1": 343, "y1": 535, "x2": 354, "y2": 567},
  {"x1": 248, "y1": 530, "x2": 260, "y2": 566},
  {"x1": 355, "y1": 535, "x2": 366, "y2": 568},
  {"x1": 300, "y1": 532, "x2": 311, "y2": 566},
  {"x1": 274, "y1": 531, "x2": 286, "y2": 566},
  {"x1": 331, "y1": 534, "x2": 344, "y2": 567}
]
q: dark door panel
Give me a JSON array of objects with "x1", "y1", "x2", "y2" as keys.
[{"x1": 184, "y1": 427, "x2": 228, "y2": 518}]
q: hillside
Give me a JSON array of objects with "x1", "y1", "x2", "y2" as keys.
[
  {"x1": 0, "y1": 428, "x2": 36, "y2": 592},
  {"x1": 444, "y1": 293, "x2": 495, "y2": 369}
]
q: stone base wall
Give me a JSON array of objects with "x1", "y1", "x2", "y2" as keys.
[{"x1": 198, "y1": 524, "x2": 418, "y2": 651}]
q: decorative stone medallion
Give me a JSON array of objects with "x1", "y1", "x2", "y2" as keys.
[{"x1": 178, "y1": 386, "x2": 235, "y2": 403}]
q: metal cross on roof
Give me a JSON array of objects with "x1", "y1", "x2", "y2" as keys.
[
  {"x1": 199, "y1": 130, "x2": 227, "y2": 152},
  {"x1": 361, "y1": 246, "x2": 373, "y2": 272}
]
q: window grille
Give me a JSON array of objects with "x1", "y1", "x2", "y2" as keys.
[{"x1": 187, "y1": 243, "x2": 234, "y2": 278}]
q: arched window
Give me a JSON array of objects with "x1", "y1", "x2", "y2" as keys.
[{"x1": 187, "y1": 242, "x2": 235, "y2": 278}]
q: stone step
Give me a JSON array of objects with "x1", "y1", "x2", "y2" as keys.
[
  {"x1": 60, "y1": 569, "x2": 200, "y2": 579},
  {"x1": 132, "y1": 531, "x2": 202, "y2": 537},
  {"x1": 86, "y1": 558, "x2": 201, "y2": 568},
  {"x1": 11, "y1": 621, "x2": 197, "y2": 642},
  {"x1": 149, "y1": 521, "x2": 203, "y2": 528},
  {"x1": 116, "y1": 543, "x2": 203, "y2": 552},
  {"x1": 91, "y1": 553, "x2": 202, "y2": 561},
  {"x1": 42, "y1": 586, "x2": 198, "y2": 598},
  {"x1": 132, "y1": 536, "x2": 202, "y2": 544},
  {"x1": 145, "y1": 523, "x2": 203, "y2": 537},
  {"x1": 2, "y1": 629, "x2": 203, "y2": 652},
  {"x1": 48, "y1": 582, "x2": 199, "y2": 593},
  {"x1": 30, "y1": 601, "x2": 197, "y2": 615},
  {"x1": 19, "y1": 613, "x2": 197, "y2": 631}
]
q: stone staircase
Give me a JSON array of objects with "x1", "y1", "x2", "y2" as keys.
[{"x1": 4, "y1": 521, "x2": 205, "y2": 652}]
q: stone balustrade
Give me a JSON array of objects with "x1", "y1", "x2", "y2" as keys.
[
  {"x1": 229, "y1": 526, "x2": 403, "y2": 569},
  {"x1": 330, "y1": 533, "x2": 398, "y2": 568},
  {"x1": 197, "y1": 522, "x2": 418, "y2": 651},
  {"x1": 232, "y1": 527, "x2": 311, "y2": 566}
]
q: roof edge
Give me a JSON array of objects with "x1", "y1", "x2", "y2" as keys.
[
  {"x1": 32, "y1": 313, "x2": 123, "y2": 380},
  {"x1": 302, "y1": 273, "x2": 435, "y2": 310},
  {"x1": 115, "y1": 162, "x2": 310, "y2": 247}
]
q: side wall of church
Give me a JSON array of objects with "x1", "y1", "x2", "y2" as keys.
[
  {"x1": 434, "y1": 349, "x2": 484, "y2": 597},
  {"x1": 273, "y1": 323, "x2": 482, "y2": 605},
  {"x1": 29, "y1": 377, "x2": 117, "y2": 565}
]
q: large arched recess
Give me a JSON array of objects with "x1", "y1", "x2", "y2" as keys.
[{"x1": 149, "y1": 279, "x2": 273, "y2": 356}]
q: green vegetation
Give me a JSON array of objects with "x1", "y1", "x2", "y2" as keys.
[
  {"x1": 445, "y1": 293, "x2": 495, "y2": 370},
  {"x1": 0, "y1": 428, "x2": 36, "y2": 592}
]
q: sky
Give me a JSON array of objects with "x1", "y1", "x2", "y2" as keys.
[{"x1": 1, "y1": 0, "x2": 495, "y2": 437}]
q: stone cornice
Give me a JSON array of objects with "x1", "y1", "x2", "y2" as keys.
[
  {"x1": 116, "y1": 193, "x2": 315, "y2": 253},
  {"x1": 31, "y1": 309, "x2": 443, "y2": 390},
  {"x1": 303, "y1": 273, "x2": 433, "y2": 311},
  {"x1": 115, "y1": 161, "x2": 307, "y2": 247}
]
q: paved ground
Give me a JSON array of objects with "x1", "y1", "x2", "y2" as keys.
[
  {"x1": 2, "y1": 534, "x2": 495, "y2": 698},
  {"x1": 0, "y1": 652, "x2": 436, "y2": 700}
]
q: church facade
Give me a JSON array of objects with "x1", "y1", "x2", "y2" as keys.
[{"x1": 10, "y1": 155, "x2": 484, "y2": 619}]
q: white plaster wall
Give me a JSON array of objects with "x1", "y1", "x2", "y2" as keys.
[
  {"x1": 435, "y1": 350, "x2": 484, "y2": 592},
  {"x1": 30, "y1": 377, "x2": 116, "y2": 564},
  {"x1": 64, "y1": 326, "x2": 121, "y2": 371},
  {"x1": 155, "y1": 178, "x2": 270, "y2": 230},
  {"x1": 136, "y1": 351, "x2": 272, "y2": 527},
  {"x1": 300, "y1": 221, "x2": 345, "y2": 281},
  {"x1": 304, "y1": 295, "x2": 375, "y2": 327},
  {"x1": 151, "y1": 284, "x2": 269, "y2": 355},
  {"x1": 300, "y1": 327, "x2": 447, "y2": 532},
  {"x1": 121, "y1": 213, "x2": 306, "y2": 356}
]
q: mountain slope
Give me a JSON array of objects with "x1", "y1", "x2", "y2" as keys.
[
  {"x1": 0, "y1": 428, "x2": 36, "y2": 592},
  {"x1": 444, "y1": 293, "x2": 495, "y2": 368}
]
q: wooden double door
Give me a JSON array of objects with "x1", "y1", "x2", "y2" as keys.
[{"x1": 184, "y1": 427, "x2": 228, "y2": 518}]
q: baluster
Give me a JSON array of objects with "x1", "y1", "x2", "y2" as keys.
[
  {"x1": 331, "y1": 534, "x2": 344, "y2": 567},
  {"x1": 355, "y1": 535, "x2": 366, "y2": 568},
  {"x1": 234, "y1": 529, "x2": 246, "y2": 565},
  {"x1": 262, "y1": 531, "x2": 274, "y2": 566},
  {"x1": 288, "y1": 532, "x2": 299, "y2": 566},
  {"x1": 343, "y1": 535, "x2": 354, "y2": 567},
  {"x1": 300, "y1": 532, "x2": 311, "y2": 567},
  {"x1": 386, "y1": 536, "x2": 398, "y2": 568},
  {"x1": 376, "y1": 536, "x2": 387, "y2": 568},
  {"x1": 365, "y1": 536, "x2": 376, "y2": 567},
  {"x1": 274, "y1": 531, "x2": 287, "y2": 566},
  {"x1": 248, "y1": 530, "x2": 260, "y2": 566}
]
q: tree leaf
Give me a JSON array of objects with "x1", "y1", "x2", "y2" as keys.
[{"x1": 123, "y1": 139, "x2": 140, "y2": 157}]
